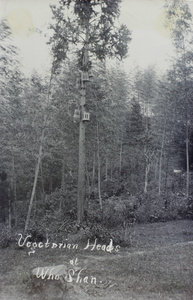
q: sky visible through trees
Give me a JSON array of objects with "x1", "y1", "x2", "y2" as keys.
[{"x1": 0, "y1": 0, "x2": 186, "y2": 76}]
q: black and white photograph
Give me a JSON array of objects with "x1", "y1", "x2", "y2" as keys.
[{"x1": 0, "y1": 0, "x2": 193, "y2": 299}]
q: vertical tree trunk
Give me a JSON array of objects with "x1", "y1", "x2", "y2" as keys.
[
  {"x1": 97, "y1": 122, "x2": 102, "y2": 209},
  {"x1": 182, "y1": 40, "x2": 189, "y2": 198},
  {"x1": 49, "y1": 172, "x2": 53, "y2": 193},
  {"x1": 77, "y1": 87, "x2": 86, "y2": 223},
  {"x1": 144, "y1": 147, "x2": 154, "y2": 194},
  {"x1": 144, "y1": 164, "x2": 150, "y2": 194},
  {"x1": 154, "y1": 155, "x2": 159, "y2": 181},
  {"x1": 164, "y1": 153, "x2": 170, "y2": 191},
  {"x1": 11, "y1": 149, "x2": 17, "y2": 227},
  {"x1": 24, "y1": 62, "x2": 55, "y2": 232},
  {"x1": 184, "y1": 55, "x2": 189, "y2": 199},
  {"x1": 158, "y1": 155, "x2": 162, "y2": 196},
  {"x1": 59, "y1": 155, "x2": 66, "y2": 211},
  {"x1": 185, "y1": 99, "x2": 189, "y2": 198},
  {"x1": 33, "y1": 193, "x2": 37, "y2": 217},
  {"x1": 158, "y1": 122, "x2": 166, "y2": 196},
  {"x1": 92, "y1": 152, "x2": 96, "y2": 189},
  {"x1": 111, "y1": 161, "x2": 113, "y2": 181},
  {"x1": 110, "y1": 160, "x2": 113, "y2": 181},
  {"x1": 144, "y1": 98, "x2": 151, "y2": 194},
  {"x1": 8, "y1": 188, "x2": 11, "y2": 230},
  {"x1": 86, "y1": 162, "x2": 91, "y2": 196},
  {"x1": 119, "y1": 140, "x2": 123, "y2": 175},
  {"x1": 40, "y1": 163, "x2": 45, "y2": 195},
  {"x1": 25, "y1": 132, "x2": 44, "y2": 232},
  {"x1": 77, "y1": 26, "x2": 89, "y2": 223},
  {"x1": 61, "y1": 151, "x2": 66, "y2": 191},
  {"x1": 105, "y1": 156, "x2": 108, "y2": 181}
]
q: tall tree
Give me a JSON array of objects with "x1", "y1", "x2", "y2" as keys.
[
  {"x1": 24, "y1": 69, "x2": 56, "y2": 232},
  {"x1": 165, "y1": 0, "x2": 193, "y2": 197},
  {"x1": 50, "y1": 0, "x2": 131, "y2": 222},
  {"x1": 0, "y1": 19, "x2": 24, "y2": 227}
]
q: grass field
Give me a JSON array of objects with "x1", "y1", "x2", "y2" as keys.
[{"x1": 0, "y1": 220, "x2": 192, "y2": 300}]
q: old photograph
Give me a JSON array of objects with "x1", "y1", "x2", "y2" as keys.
[{"x1": 0, "y1": 0, "x2": 192, "y2": 299}]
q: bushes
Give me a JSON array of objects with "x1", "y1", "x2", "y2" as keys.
[
  {"x1": 134, "y1": 192, "x2": 193, "y2": 223},
  {"x1": 86, "y1": 195, "x2": 138, "y2": 228},
  {"x1": 87, "y1": 191, "x2": 193, "y2": 227},
  {"x1": 80, "y1": 223, "x2": 113, "y2": 244},
  {"x1": 27, "y1": 189, "x2": 78, "y2": 240},
  {"x1": 4, "y1": 186, "x2": 191, "y2": 250},
  {"x1": 178, "y1": 196, "x2": 193, "y2": 220},
  {"x1": 83, "y1": 195, "x2": 138, "y2": 246},
  {"x1": 0, "y1": 224, "x2": 17, "y2": 248},
  {"x1": 0, "y1": 225, "x2": 12, "y2": 248}
]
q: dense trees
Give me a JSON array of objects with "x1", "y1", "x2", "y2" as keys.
[
  {"x1": 0, "y1": 0, "x2": 192, "y2": 235},
  {"x1": 49, "y1": 0, "x2": 131, "y2": 222},
  {"x1": 165, "y1": 0, "x2": 193, "y2": 197}
]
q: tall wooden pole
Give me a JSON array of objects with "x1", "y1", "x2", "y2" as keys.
[
  {"x1": 77, "y1": 85, "x2": 86, "y2": 223},
  {"x1": 77, "y1": 25, "x2": 89, "y2": 223}
]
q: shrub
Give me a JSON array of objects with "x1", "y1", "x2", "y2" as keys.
[
  {"x1": 26, "y1": 188, "x2": 78, "y2": 241},
  {"x1": 0, "y1": 224, "x2": 16, "y2": 248},
  {"x1": 134, "y1": 191, "x2": 193, "y2": 223},
  {"x1": 102, "y1": 196, "x2": 138, "y2": 228},
  {"x1": 83, "y1": 222, "x2": 113, "y2": 243}
]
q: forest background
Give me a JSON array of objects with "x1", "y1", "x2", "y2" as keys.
[{"x1": 0, "y1": 0, "x2": 193, "y2": 246}]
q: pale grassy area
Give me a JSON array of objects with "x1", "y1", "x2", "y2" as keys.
[{"x1": 0, "y1": 220, "x2": 192, "y2": 300}]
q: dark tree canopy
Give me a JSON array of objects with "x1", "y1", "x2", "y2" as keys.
[
  {"x1": 124, "y1": 99, "x2": 144, "y2": 146},
  {"x1": 50, "y1": 0, "x2": 131, "y2": 71}
]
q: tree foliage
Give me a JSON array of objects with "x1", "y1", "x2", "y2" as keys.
[
  {"x1": 49, "y1": 0, "x2": 131, "y2": 71},
  {"x1": 0, "y1": 1, "x2": 192, "y2": 234}
]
